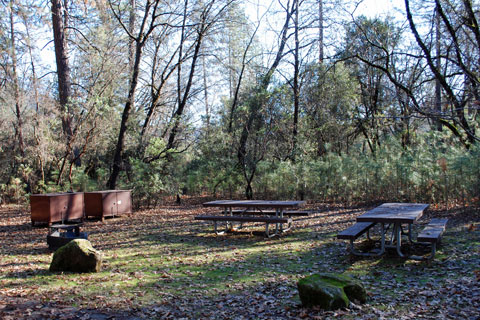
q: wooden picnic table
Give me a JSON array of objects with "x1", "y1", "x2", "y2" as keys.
[
  {"x1": 338, "y1": 203, "x2": 438, "y2": 258},
  {"x1": 356, "y1": 203, "x2": 429, "y2": 257},
  {"x1": 197, "y1": 200, "x2": 305, "y2": 237}
]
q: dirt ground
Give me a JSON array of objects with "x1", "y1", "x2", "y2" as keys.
[{"x1": 1, "y1": 199, "x2": 479, "y2": 319}]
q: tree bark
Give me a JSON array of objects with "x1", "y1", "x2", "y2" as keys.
[
  {"x1": 108, "y1": 42, "x2": 143, "y2": 189},
  {"x1": 435, "y1": 2, "x2": 442, "y2": 131},
  {"x1": 292, "y1": 0, "x2": 299, "y2": 162},
  {"x1": 9, "y1": 0, "x2": 25, "y2": 160},
  {"x1": 202, "y1": 47, "x2": 210, "y2": 134},
  {"x1": 128, "y1": 0, "x2": 136, "y2": 75},
  {"x1": 51, "y1": 0, "x2": 73, "y2": 139},
  {"x1": 319, "y1": 0, "x2": 323, "y2": 63}
]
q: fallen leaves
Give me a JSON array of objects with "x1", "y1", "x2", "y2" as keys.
[{"x1": 0, "y1": 202, "x2": 479, "y2": 319}]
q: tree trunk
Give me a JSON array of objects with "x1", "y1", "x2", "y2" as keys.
[
  {"x1": 319, "y1": 0, "x2": 323, "y2": 63},
  {"x1": 128, "y1": 0, "x2": 136, "y2": 75},
  {"x1": 202, "y1": 48, "x2": 210, "y2": 134},
  {"x1": 292, "y1": 0, "x2": 299, "y2": 162},
  {"x1": 140, "y1": 39, "x2": 178, "y2": 143},
  {"x1": 23, "y1": 12, "x2": 44, "y2": 184},
  {"x1": 9, "y1": 0, "x2": 25, "y2": 160},
  {"x1": 435, "y1": 2, "x2": 442, "y2": 131},
  {"x1": 167, "y1": 28, "x2": 204, "y2": 151},
  {"x1": 107, "y1": 39, "x2": 143, "y2": 189},
  {"x1": 227, "y1": 18, "x2": 261, "y2": 133},
  {"x1": 245, "y1": 182, "x2": 253, "y2": 200},
  {"x1": 51, "y1": 0, "x2": 73, "y2": 139}
]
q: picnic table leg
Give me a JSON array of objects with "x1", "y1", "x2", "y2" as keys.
[
  {"x1": 277, "y1": 208, "x2": 291, "y2": 232},
  {"x1": 386, "y1": 223, "x2": 396, "y2": 245},
  {"x1": 225, "y1": 207, "x2": 240, "y2": 231},
  {"x1": 394, "y1": 223, "x2": 406, "y2": 257},
  {"x1": 275, "y1": 209, "x2": 279, "y2": 235},
  {"x1": 228, "y1": 207, "x2": 232, "y2": 230},
  {"x1": 350, "y1": 223, "x2": 386, "y2": 256},
  {"x1": 265, "y1": 222, "x2": 279, "y2": 238},
  {"x1": 213, "y1": 221, "x2": 226, "y2": 235},
  {"x1": 396, "y1": 223, "x2": 417, "y2": 245},
  {"x1": 406, "y1": 224, "x2": 415, "y2": 243},
  {"x1": 276, "y1": 208, "x2": 280, "y2": 232},
  {"x1": 410, "y1": 243, "x2": 437, "y2": 261},
  {"x1": 398, "y1": 224, "x2": 414, "y2": 243}
]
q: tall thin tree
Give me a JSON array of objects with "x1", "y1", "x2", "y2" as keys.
[
  {"x1": 292, "y1": 0, "x2": 299, "y2": 162},
  {"x1": 51, "y1": 0, "x2": 73, "y2": 140},
  {"x1": 319, "y1": 0, "x2": 323, "y2": 63},
  {"x1": 8, "y1": 0, "x2": 25, "y2": 160},
  {"x1": 107, "y1": 0, "x2": 162, "y2": 189},
  {"x1": 435, "y1": 2, "x2": 442, "y2": 131}
]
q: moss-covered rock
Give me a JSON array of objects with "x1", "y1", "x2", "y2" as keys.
[
  {"x1": 297, "y1": 273, "x2": 366, "y2": 309},
  {"x1": 49, "y1": 239, "x2": 102, "y2": 273}
]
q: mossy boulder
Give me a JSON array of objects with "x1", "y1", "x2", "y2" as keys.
[
  {"x1": 297, "y1": 273, "x2": 367, "y2": 309},
  {"x1": 49, "y1": 239, "x2": 102, "y2": 273}
]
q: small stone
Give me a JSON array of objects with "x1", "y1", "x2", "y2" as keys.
[{"x1": 49, "y1": 239, "x2": 102, "y2": 273}]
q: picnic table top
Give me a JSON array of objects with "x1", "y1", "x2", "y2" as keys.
[
  {"x1": 202, "y1": 200, "x2": 305, "y2": 208},
  {"x1": 356, "y1": 203, "x2": 429, "y2": 224}
]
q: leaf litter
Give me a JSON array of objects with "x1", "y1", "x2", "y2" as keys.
[{"x1": 0, "y1": 200, "x2": 479, "y2": 319}]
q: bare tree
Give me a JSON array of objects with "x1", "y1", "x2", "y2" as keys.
[
  {"x1": 236, "y1": 0, "x2": 294, "y2": 199},
  {"x1": 144, "y1": 0, "x2": 235, "y2": 163},
  {"x1": 291, "y1": 0, "x2": 299, "y2": 162},
  {"x1": 319, "y1": 0, "x2": 323, "y2": 63},
  {"x1": 107, "y1": 0, "x2": 163, "y2": 189},
  {"x1": 434, "y1": 1, "x2": 442, "y2": 131},
  {"x1": 140, "y1": 32, "x2": 179, "y2": 143},
  {"x1": 404, "y1": 0, "x2": 479, "y2": 146},
  {"x1": 7, "y1": 0, "x2": 25, "y2": 160},
  {"x1": 226, "y1": 4, "x2": 265, "y2": 133}
]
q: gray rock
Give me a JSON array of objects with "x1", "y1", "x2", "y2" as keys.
[
  {"x1": 297, "y1": 273, "x2": 367, "y2": 309},
  {"x1": 49, "y1": 239, "x2": 102, "y2": 273}
]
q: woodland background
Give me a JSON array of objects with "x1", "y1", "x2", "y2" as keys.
[{"x1": 1, "y1": 0, "x2": 479, "y2": 207}]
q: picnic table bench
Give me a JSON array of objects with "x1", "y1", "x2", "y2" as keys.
[
  {"x1": 337, "y1": 221, "x2": 376, "y2": 242},
  {"x1": 194, "y1": 215, "x2": 292, "y2": 236},
  {"x1": 413, "y1": 218, "x2": 448, "y2": 260}
]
